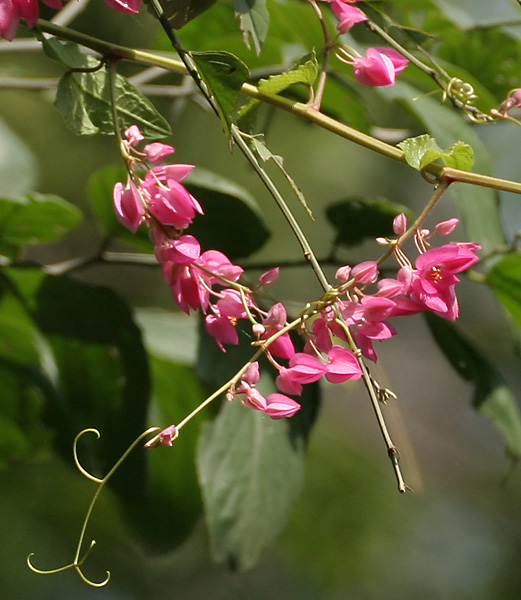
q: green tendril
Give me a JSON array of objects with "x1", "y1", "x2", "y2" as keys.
[{"x1": 27, "y1": 426, "x2": 161, "y2": 587}]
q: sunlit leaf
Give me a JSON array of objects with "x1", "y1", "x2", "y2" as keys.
[
  {"x1": 41, "y1": 37, "x2": 90, "y2": 69},
  {"x1": 234, "y1": 0, "x2": 270, "y2": 55},
  {"x1": 192, "y1": 51, "x2": 250, "y2": 135},
  {"x1": 238, "y1": 52, "x2": 318, "y2": 131},
  {"x1": 397, "y1": 134, "x2": 474, "y2": 171},
  {"x1": 0, "y1": 193, "x2": 82, "y2": 252},
  {"x1": 425, "y1": 313, "x2": 521, "y2": 460},
  {"x1": 55, "y1": 56, "x2": 171, "y2": 138}
]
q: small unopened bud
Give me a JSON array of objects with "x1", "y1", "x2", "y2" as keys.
[
  {"x1": 393, "y1": 213, "x2": 408, "y2": 235},
  {"x1": 241, "y1": 361, "x2": 260, "y2": 387},
  {"x1": 500, "y1": 89, "x2": 521, "y2": 113},
  {"x1": 158, "y1": 424, "x2": 178, "y2": 447},
  {"x1": 259, "y1": 268, "x2": 279, "y2": 287},
  {"x1": 435, "y1": 218, "x2": 459, "y2": 236},
  {"x1": 335, "y1": 265, "x2": 352, "y2": 283},
  {"x1": 252, "y1": 323, "x2": 265, "y2": 337}
]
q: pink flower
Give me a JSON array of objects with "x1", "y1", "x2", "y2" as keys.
[
  {"x1": 325, "y1": 345, "x2": 362, "y2": 383},
  {"x1": 260, "y1": 303, "x2": 296, "y2": 359},
  {"x1": 240, "y1": 383, "x2": 268, "y2": 411},
  {"x1": 143, "y1": 142, "x2": 175, "y2": 164},
  {"x1": 124, "y1": 125, "x2": 145, "y2": 146},
  {"x1": 351, "y1": 260, "x2": 379, "y2": 284},
  {"x1": 435, "y1": 218, "x2": 459, "y2": 236},
  {"x1": 239, "y1": 362, "x2": 260, "y2": 388},
  {"x1": 410, "y1": 242, "x2": 481, "y2": 320},
  {"x1": 276, "y1": 353, "x2": 328, "y2": 395},
  {"x1": 216, "y1": 288, "x2": 249, "y2": 319},
  {"x1": 351, "y1": 48, "x2": 408, "y2": 87},
  {"x1": 1, "y1": 0, "x2": 61, "y2": 40},
  {"x1": 335, "y1": 265, "x2": 352, "y2": 284},
  {"x1": 500, "y1": 89, "x2": 521, "y2": 113},
  {"x1": 158, "y1": 424, "x2": 178, "y2": 447},
  {"x1": 162, "y1": 235, "x2": 201, "y2": 266},
  {"x1": 259, "y1": 267, "x2": 279, "y2": 287},
  {"x1": 264, "y1": 393, "x2": 301, "y2": 419},
  {"x1": 162, "y1": 250, "x2": 243, "y2": 314},
  {"x1": 205, "y1": 311, "x2": 239, "y2": 351},
  {"x1": 329, "y1": 0, "x2": 367, "y2": 33},
  {"x1": 145, "y1": 176, "x2": 202, "y2": 230},
  {"x1": 113, "y1": 180, "x2": 145, "y2": 232}
]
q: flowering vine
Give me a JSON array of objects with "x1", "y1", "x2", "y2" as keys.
[{"x1": 12, "y1": 0, "x2": 521, "y2": 590}]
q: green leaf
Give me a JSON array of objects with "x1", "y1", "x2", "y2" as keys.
[
  {"x1": 41, "y1": 37, "x2": 90, "y2": 69},
  {"x1": 234, "y1": 0, "x2": 270, "y2": 55},
  {"x1": 144, "y1": 357, "x2": 206, "y2": 549},
  {"x1": 325, "y1": 197, "x2": 414, "y2": 247},
  {"x1": 486, "y1": 254, "x2": 521, "y2": 333},
  {"x1": 0, "y1": 316, "x2": 39, "y2": 365},
  {"x1": 238, "y1": 52, "x2": 319, "y2": 131},
  {"x1": 191, "y1": 51, "x2": 250, "y2": 135},
  {"x1": 397, "y1": 134, "x2": 474, "y2": 171},
  {"x1": 261, "y1": 51, "x2": 319, "y2": 93},
  {"x1": 0, "y1": 364, "x2": 51, "y2": 469},
  {"x1": 0, "y1": 193, "x2": 82, "y2": 252},
  {"x1": 197, "y1": 378, "x2": 318, "y2": 571},
  {"x1": 186, "y1": 167, "x2": 270, "y2": 259},
  {"x1": 196, "y1": 318, "x2": 319, "y2": 570},
  {"x1": 153, "y1": 0, "x2": 218, "y2": 28},
  {"x1": 425, "y1": 313, "x2": 521, "y2": 460},
  {"x1": 0, "y1": 118, "x2": 37, "y2": 197},
  {"x1": 33, "y1": 275, "x2": 151, "y2": 497},
  {"x1": 54, "y1": 56, "x2": 171, "y2": 138}
]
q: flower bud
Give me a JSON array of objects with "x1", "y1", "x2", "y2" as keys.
[{"x1": 393, "y1": 213, "x2": 408, "y2": 235}]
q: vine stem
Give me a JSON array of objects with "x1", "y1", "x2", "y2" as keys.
[{"x1": 32, "y1": 19, "x2": 521, "y2": 196}]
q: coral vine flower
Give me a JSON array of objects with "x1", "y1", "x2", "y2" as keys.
[
  {"x1": 0, "y1": 0, "x2": 141, "y2": 40},
  {"x1": 325, "y1": 345, "x2": 362, "y2": 383},
  {"x1": 409, "y1": 242, "x2": 481, "y2": 320},
  {"x1": 264, "y1": 394, "x2": 301, "y2": 419},
  {"x1": 350, "y1": 48, "x2": 409, "y2": 87},
  {"x1": 329, "y1": 0, "x2": 367, "y2": 34},
  {"x1": 113, "y1": 180, "x2": 145, "y2": 233},
  {"x1": 276, "y1": 353, "x2": 328, "y2": 396},
  {"x1": 260, "y1": 303, "x2": 296, "y2": 359}
]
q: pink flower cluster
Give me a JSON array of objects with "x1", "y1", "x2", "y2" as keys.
[
  {"x1": 114, "y1": 127, "x2": 480, "y2": 438},
  {"x1": 304, "y1": 214, "x2": 480, "y2": 362},
  {"x1": 0, "y1": 0, "x2": 140, "y2": 40}
]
